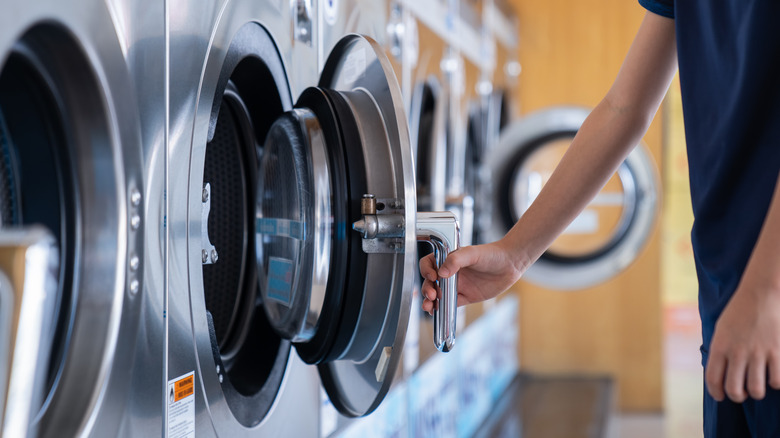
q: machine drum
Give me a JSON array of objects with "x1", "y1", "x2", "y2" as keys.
[
  {"x1": 0, "y1": 110, "x2": 19, "y2": 226},
  {"x1": 203, "y1": 85, "x2": 253, "y2": 352}
]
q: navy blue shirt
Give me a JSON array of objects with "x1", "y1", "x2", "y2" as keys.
[{"x1": 639, "y1": 0, "x2": 780, "y2": 349}]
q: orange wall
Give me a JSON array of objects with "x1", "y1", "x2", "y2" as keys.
[{"x1": 507, "y1": 0, "x2": 664, "y2": 411}]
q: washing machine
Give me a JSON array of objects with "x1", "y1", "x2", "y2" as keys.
[
  {"x1": 446, "y1": 0, "x2": 490, "y2": 250},
  {"x1": 473, "y1": 0, "x2": 518, "y2": 245},
  {"x1": 0, "y1": 0, "x2": 146, "y2": 436},
  {"x1": 485, "y1": 106, "x2": 660, "y2": 290},
  {"x1": 167, "y1": 0, "x2": 320, "y2": 435},
  {"x1": 167, "y1": 1, "x2": 459, "y2": 436},
  {"x1": 403, "y1": 1, "x2": 451, "y2": 216},
  {"x1": 107, "y1": 0, "x2": 168, "y2": 435}
]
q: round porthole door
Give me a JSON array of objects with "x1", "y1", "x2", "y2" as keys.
[
  {"x1": 486, "y1": 106, "x2": 659, "y2": 290},
  {"x1": 257, "y1": 34, "x2": 459, "y2": 417}
]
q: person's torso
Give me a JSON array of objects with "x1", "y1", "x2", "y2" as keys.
[{"x1": 675, "y1": 0, "x2": 780, "y2": 345}]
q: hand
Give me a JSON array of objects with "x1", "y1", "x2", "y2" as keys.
[
  {"x1": 419, "y1": 240, "x2": 526, "y2": 314},
  {"x1": 705, "y1": 281, "x2": 780, "y2": 402}
]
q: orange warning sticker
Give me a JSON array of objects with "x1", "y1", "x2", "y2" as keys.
[
  {"x1": 167, "y1": 371, "x2": 195, "y2": 438},
  {"x1": 173, "y1": 374, "x2": 194, "y2": 402}
]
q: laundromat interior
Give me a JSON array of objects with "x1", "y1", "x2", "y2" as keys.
[{"x1": 0, "y1": 0, "x2": 704, "y2": 437}]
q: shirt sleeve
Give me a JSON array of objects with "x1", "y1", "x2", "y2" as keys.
[{"x1": 638, "y1": 0, "x2": 674, "y2": 18}]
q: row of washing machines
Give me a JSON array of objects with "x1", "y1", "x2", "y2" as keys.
[
  {"x1": 0, "y1": 0, "x2": 661, "y2": 435},
  {"x1": 0, "y1": 0, "x2": 521, "y2": 436}
]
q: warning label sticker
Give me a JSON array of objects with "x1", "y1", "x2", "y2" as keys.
[{"x1": 167, "y1": 371, "x2": 195, "y2": 438}]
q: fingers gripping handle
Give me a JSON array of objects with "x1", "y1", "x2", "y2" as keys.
[{"x1": 416, "y1": 212, "x2": 460, "y2": 352}]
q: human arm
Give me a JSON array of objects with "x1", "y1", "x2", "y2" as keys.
[
  {"x1": 704, "y1": 173, "x2": 780, "y2": 402},
  {"x1": 420, "y1": 11, "x2": 678, "y2": 312}
]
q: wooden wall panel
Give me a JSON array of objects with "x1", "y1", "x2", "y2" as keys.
[{"x1": 506, "y1": 0, "x2": 664, "y2": 411}]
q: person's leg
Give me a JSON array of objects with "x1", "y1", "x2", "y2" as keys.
[
  {"x1": 703, "y1": 381, "x2": 751, "y2": 437},
  {"x1": 702, "y1": 346, "x2": 752, "y2": 437},
  {"x1": 741, "y1": 387, "x2": 780, "y2": 438}
]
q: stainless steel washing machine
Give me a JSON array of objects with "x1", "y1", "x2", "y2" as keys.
[
  {"x1": 474, "y1": 0, "x2": 518, "y2": 245},
  {"x1": 486, "y1": 106, "x2": 660, "y2": 290},
  {"x1": 167, "y1": 0, "x2": 321, "y2": 435},
  {"x1": 167, "y1": 0, "x2": 459, "y2": 435},
  {"x1": 0, "y1": 0, "x2": 146, "y2": 436},
  {"x1": 404, "y1": 7, "x2": 451, "y2": 216},
  {"x1": 107, "y1": 0, "x2": 168, "y2": 435},
  {"x1": 445, "y1": 0, "x2": 489, "y2": 250}
]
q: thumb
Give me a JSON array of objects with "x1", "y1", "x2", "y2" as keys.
[{"x1": 438, "y1": 246, "x2": 480, "y2": 278}]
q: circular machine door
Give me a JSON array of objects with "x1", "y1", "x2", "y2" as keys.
[
  {"x1": 257, "y1": 34, "x2": 417, "y2": 417},
  {"x1": 486, "y1": 106, "x2": 659, "y2": 290},
  {"x1": 0, "y1": 5, "x2": 143, "y2": 437}
]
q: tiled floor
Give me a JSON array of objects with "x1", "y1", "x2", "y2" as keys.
[{"x1": 613, "y1": 305, "x2": 703, "y2": 438}]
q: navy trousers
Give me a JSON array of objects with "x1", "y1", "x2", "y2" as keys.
[{"x1": 702, "y1": 347, "x2": 780, "y2": 437}]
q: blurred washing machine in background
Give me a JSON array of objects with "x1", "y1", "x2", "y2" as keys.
[
  {"x1": 0, "y1": 0, "x2": 148, "y2": 436},
  {"x1": 486, "y1": 106, "x2": 660, "y2": 290},
  {"x1": 446, "y1": 0, "x2": 489, "y2": 250},
  {"x1": 474, "y1": 0, "x2": 519, "y2": 245}
]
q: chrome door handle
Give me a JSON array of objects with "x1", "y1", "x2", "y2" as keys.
[
  {"x1": 416, "y1": 212, "x2": 460, "y2": 352},
  {"x1": 352, "y1": 195, "x2": 461, "y2": 352}
]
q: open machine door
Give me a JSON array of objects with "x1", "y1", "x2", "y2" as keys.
[{"x1": 257, "y1": 34, "x2": 460, "y2": 417}]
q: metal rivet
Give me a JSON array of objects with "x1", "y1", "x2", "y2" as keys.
[
  {"x1": 129, "y1": 255, "x2": 140, "y2": 272},
  {"x1": 210, "y1": 249, "x2": 218, "y2": 263},
  {"x1": 202, "y1": 187, "x2": 209, "y2": 203},
  {"x1": 216, "y1": 365, "x2": 221, "y2": 374},
  {"x1": 219, "y1": 374, "x2": 223, "y2": 383},
  {"x1": 130, "y1": 279, "x2": 140, "y2": 295},
  {"x1": 131, "y1": 214, "x2": 141, "y2": 230},
  {"x1": 130, "y1": 188, "x2": 142, "y2": 207},
  {"x1": 202, "y1": 249, "x2": 208, "y2": 263}
]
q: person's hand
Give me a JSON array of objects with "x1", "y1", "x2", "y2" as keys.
[
  {"x1": 705, "y1": 280, "x2": 780, "y2": 402},
  {"x1": 419, "y1": 240, "x2": 526, "y2": 314}
]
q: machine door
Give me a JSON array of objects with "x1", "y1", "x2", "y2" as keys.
[
  {"x1": 486, "y1": 106, "x2": 659, "y2": 290},
  {"x1": 0, "y1": 11, "x2": 144, "y2": 437},
  {"x1": 257, "y1": 34, "x2": 459, "y2": 417}
]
